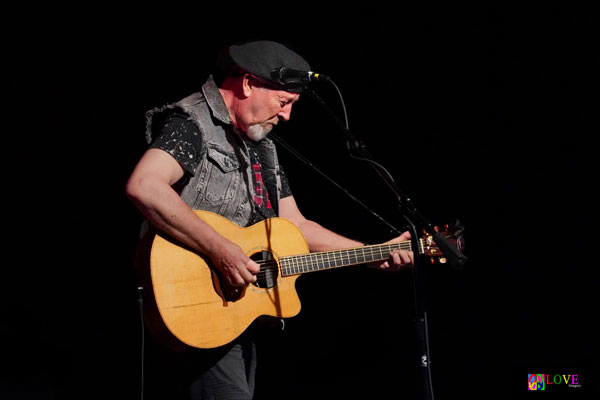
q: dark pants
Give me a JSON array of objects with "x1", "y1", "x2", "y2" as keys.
[{"x1": 144, "y1": 332, "x2": 257, "y2": 400}]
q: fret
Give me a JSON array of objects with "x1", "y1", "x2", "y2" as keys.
[
  {"x1": 371, "y1": 245, "x2": 380, "y2": 263},
  {"x1": 372, "y1": 245, "x2": 379, "y2": 261},
  {"x1": 310, "y1": 253, "x2": 318, "y2": 272},
  {"x1": 292, "y1": 255, "x2": 297, "y2": 274},
  {"x1": 359, "y1": 246, "x2": 366, "y2": 264},
  {"x1": 344, "y1": 248, "x2": 351, "y2": 265},
  {"x1": 359, "y1": 246, "x2": 368, "y2": 264},
  {"x1": 284, "y1": 257, "x2": 290, "y2": 276},
  {"x1": 302, "y1": 253, "x2": 311, "y2": 273},
  {"x1": 380, "y1": 245, "x2": 389, "y2": 260},
  {"x1": 307, "y1": 253, "x2": 315, "y2": 273},
  {"x1": 296, "y1": 254, "x2": 302, "y2": 274},
  {"x1": 311, "y1": 253, "x2": 319, "y2": 272},
  {"x1": 332, "y1": 251, "x2": 339, "y2": 267},
  {"x1": 280, "y1": 241, "x2": 414, "y2": 277},
  {"x1": 284, "y1": 258, "x2": 291, "y2": 276},
  {"x1": 299, "y1": 254, "x2": 306, "y2": 273},
  {"x1": 351, "y1": 248, "x2": 360, "y2": 264},
  {"x1": 288, "y1": 255, "x2": 295, "y2": 275},
  {"x1": 370, "y1": 245, "x2": 378, "y2": 263},
  {"x1": 303, "y1": 253, "x2": 310, "y2": 272}
]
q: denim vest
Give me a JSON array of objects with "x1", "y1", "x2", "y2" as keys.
[{"x1": 144, "y1": 76, "x2": 283, "y2": 227}]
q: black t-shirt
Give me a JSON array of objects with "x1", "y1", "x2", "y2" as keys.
[{"x1": 151, "y1": 110, "x2": 292, "y2": 221}]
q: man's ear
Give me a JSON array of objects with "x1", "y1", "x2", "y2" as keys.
[{"x1": 241, "y1": 74, "x2": 254, "y2": 98}]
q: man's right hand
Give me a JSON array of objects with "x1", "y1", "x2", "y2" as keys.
[{"x1": 210, "y1": 239, "x2": 261, "y2": 287}]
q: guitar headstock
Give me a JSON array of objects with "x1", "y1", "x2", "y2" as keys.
[{"x1": 421, "y1": 220, "x2": 465, "y2": 264}]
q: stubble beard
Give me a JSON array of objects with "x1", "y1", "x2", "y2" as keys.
[{"x1": 245, "y1": 122, "x2": 274, "y2": 142}]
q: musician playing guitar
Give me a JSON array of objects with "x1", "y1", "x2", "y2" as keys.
[{"x1": 126, "y1": 40, "x2": 413, "y2": 400}]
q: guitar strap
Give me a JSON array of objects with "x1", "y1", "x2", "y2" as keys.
[{"x1": 255, "y1": 140, "x2": 282, "y2": 218}]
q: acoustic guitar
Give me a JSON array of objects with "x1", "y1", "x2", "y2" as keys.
[{"x1": 136, "y1": 210, "x2": 463, "y2": 350}]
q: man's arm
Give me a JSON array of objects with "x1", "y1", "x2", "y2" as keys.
[
  {"x1": 125, "y1": 148, "x2": 260, "y2": 286},
  {"x1": 278, "y1": 196, "x2": 413, "y2": 270}
]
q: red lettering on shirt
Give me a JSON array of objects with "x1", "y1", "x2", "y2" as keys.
[{"x1": 252, "y1": 163, "x2": 272, "y2": 209}]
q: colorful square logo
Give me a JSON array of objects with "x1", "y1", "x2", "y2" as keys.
[{"x1": 528, "y1": 374, "x2": 545, "y2": 391}]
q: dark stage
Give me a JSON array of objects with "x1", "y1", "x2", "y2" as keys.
[{"x1": 3, "y1": 6, "x2": 595, "y2": 399}]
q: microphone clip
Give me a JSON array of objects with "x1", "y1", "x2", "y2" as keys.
[{"x1": 271, "y1": 67, "x2": 330, "y2": 86}]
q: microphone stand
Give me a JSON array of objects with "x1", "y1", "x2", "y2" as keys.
[{"x1": 303, "y1": 86, "x2": 468, "y2": 400}]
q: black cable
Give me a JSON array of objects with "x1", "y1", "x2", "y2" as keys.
[
  {"x1": 305, "y1": 83, "x2": 403, "y2": 205},
  {"x1": 306, "y1": 77, "x2": 439, "y2": 399},
  {"x1": 327, "y1": 79, "x2": 400, "y2": 182},
  {"x1": 270, "y1": 132, "x2": 402, "y2": 236},
  {"x1": 137, "y1": 286, "x2": 145, "y2": 400}
]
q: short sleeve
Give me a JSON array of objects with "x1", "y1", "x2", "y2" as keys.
[
  {"x1": 150, "y1": 111, "x2": 203, "y2": 175},
  {"x1": 279, "y1": 165, "x2": 293, "y2": 199}
]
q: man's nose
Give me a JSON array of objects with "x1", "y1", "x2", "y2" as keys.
[{"x1": 278, "y1": 104, "x2": 293, "y2": 121}]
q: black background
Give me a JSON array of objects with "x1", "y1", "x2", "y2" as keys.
[{"x1": 2, "y1": 5, "x2": 595, "y2": 399}]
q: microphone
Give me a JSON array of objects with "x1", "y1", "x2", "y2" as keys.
[{"x1": 271, "y1": 67, "x2": 330, "y2": 85}]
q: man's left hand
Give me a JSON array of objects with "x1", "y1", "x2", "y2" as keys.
[{"x1": 368, "y1": 231, "x2": 414, "y2": 271}]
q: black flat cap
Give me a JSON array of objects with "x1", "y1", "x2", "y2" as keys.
[{"x1": 217, "y1": 40, "x2": 310, "y2": 93}]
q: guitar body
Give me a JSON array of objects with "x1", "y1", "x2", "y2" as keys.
[{"x1": 138, "y1": 210, "x2": 309, "y2": 350}]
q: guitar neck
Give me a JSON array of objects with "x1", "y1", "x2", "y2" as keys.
[{"x1": 280, "y1": 240, "x2": 418, "y2": 276}]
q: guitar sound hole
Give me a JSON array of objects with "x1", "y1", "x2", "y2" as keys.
[{"x1": 251, "y1": 250, "x2": 279, "y2": 289}]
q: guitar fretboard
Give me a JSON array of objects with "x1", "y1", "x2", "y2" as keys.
[{"x1": 280, "y1": 241, "x2": 417, "y2": 276}]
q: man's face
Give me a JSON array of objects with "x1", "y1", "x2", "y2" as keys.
[{"x1": 240, "y1": 76, "x2": 299, "y2": 141}]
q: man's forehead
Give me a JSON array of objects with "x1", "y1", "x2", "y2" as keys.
[{"x1": 277, "y1": 91, "x2": 300, "y2": 102}]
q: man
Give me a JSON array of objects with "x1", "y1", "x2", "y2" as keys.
[{"x1": 126, "y1": 40, "x2": 413, "y2": 399}]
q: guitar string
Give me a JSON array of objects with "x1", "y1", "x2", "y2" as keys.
[
  {"x1": 250, "y1": 236, "x2": 451, "y2": 278},
  {"x1": 252, "y1": 242, "x2": 415, "y2": 277},
  {"x1": 252, "y1": 243, "x2": 414, "y2": 267},
  {"x1": 252, "y1": 246, "x2": 414, "y2": 269}
]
